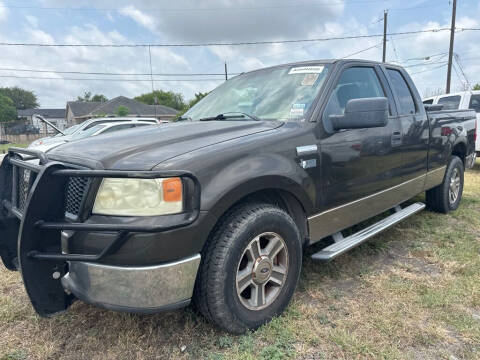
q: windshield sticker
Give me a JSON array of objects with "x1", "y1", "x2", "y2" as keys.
[
  {"x1": 288, "y1": 65, "x2": 324, "y2": 75},
  {"x1": 301, "y1": 73, "x2": 319, "y2": 86},
  {"x1": 290, "y1": 103, "x2": 305, "y2": 117}
]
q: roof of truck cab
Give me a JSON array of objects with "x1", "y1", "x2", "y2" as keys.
[{"x1": 235, "y1": 59, "x2": 402, "y2": 77}]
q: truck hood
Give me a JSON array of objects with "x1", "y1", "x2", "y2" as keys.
[{"x1": 47, "y1": 120, "x2": 283, "y2": 170}]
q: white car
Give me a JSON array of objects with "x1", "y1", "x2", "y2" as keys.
[
  {"x1": 423, "y1": 90, "x2": 480, "y2": 154},
  {"x1": 29, "y1": 117, "x2": 162, "y2": 149},
  {"x1": 32, "y1": 121, "x2": 154, "y2": 153}
]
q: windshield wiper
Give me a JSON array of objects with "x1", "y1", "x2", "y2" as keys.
[{"x1": 198, "y1": 112, "x2": 261, "y2": 122}]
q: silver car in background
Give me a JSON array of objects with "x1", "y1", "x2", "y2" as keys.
[
  {"x1": 31, "y1": 121, "x2": 155, "y2": 153},
  {"x1": 29, "y1": 116, "x2": 162, "y2": 150}
]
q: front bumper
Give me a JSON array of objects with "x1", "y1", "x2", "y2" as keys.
[
  {"x1": 62, "y1": 254, "x2": 201, "y2": 313},
  {"x1": 0, "y1": 148, "x2": 202, "y2": 316}
]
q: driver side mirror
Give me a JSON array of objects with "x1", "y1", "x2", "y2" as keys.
[{"x1": 330, "y1": 97, "x2": 388, "y2": 131}]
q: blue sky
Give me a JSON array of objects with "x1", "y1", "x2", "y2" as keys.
[{"x1": 0, "y1": 0, "x2": 479, "y2": 107}]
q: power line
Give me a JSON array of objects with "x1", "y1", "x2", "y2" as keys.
[
  {"x1": 0, "y1": 67, "x2": 240, "y2": 76},
  {"x1": 341, "y1": 42, "x2": 382, "y2": 58},
  {"x1": 408, "y1": 63, "x2": 448, "y2": 75},
  {"x1": 0, "y1": 75, "x2": 225, "y2": 82},
  {"x1": 0, "y1": 28, "x2": 461, "y2": 48},
  {"x1": 402, "y1": 58, "x2": 448, "y2": 68}
]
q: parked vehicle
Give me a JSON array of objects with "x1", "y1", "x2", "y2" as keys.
[
  {"x1": 29, "y1": 117, "x2": 161, "y2": 149},
  {"x1": 423, "y1": 90, "x2": 480, "y2": 155},
  {"x1": 0, "y1": 59, "x2": 477, "y2": 334},
  {"x1": 32, "y1": 121, "x2": 155, "y2": 153}
]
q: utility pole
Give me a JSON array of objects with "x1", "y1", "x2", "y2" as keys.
[
  {"x1": 224, "y1": 61, "x2": 228, "y2": 80},
  {"x1": 446, "y1": 0, "x2": 457, "y2": 94},
  {"x1": 382, "y1": 10, "x2": 388, "y2": 62}
]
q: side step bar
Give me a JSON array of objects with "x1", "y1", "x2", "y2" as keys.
[{"x1": 311, "y1": 202, "x2": 425, "y2": 261}]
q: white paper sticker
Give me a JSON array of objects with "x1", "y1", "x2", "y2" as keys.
[
  {"x1": 301, "y1": 73, "x2": 319, "y2": 86},
  {"x1": 290, "y1": 103, "x2": 305, "y2": 116},
  {"x1": 288, "y1": 66, "x2": 324, "y2": 75}
]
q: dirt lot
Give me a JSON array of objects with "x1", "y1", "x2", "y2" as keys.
[{"x1": 1, "y1": 160, "x2": 479, "y2": 360}]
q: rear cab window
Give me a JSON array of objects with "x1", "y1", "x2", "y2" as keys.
[
  {"x1": 469, "y1": 94, "x2": 480, "y2": 113},
  {"x1": 438, "y1": 95, "x2": 461, "y2": 110},
  {"x1": 386, "y1": 69, "x2": 416, "y2": 115}
]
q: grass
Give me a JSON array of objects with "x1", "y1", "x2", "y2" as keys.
[
  {"x1": 1, "y1": 160, "x2": 480, "y2": 359},
  {"x1": 0, "y1": 143, "x2": 29, "y2": 153}
]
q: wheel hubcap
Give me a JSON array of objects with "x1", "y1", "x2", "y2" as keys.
[
  {"x1": 449, "y1": 168, "x2": 461, "y2": 205},
  {"x1": 236, "y1": 232, "x2": 288, "y2": 310}
]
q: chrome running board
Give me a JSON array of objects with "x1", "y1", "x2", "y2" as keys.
[{"x1": 311, "y1": 202, "x2": 425, "y2": 261}]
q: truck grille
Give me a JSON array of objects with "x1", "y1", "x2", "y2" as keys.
[
  {"x1": 65, "y1": 177, "x2": 91, "y2": 216},
  {"x1": 15, "y1": 170, "x2": 90, "y2": 217},
  {"x1": 17, "y1": 168, "x2": 35, "y2": 212}
]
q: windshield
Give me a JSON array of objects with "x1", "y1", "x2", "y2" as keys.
[
  {"x1": 55, "y1": 124, "x2": 80, "y2": 137},
  {"x1": 184, "y1": 64, "x2": 330, "y2": 121},
  {"x1": 70, "y1": 124, "x2": 107, "y2": 140}
]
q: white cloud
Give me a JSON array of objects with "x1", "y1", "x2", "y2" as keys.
[
  {"x1": 0, "y1": 1, "x2": 8, "y2": 23},
  {"x1": 2, "y1": 0, "x2": 480, "y2": 107},
  {"x1": 25, "y1": 15, "x2": 39, "y2": 28},
  {"x1": 119, "y1": 5, "x2": 156, "y2": 33}
]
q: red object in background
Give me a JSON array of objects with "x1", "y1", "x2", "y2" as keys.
[{"x1": 441, "y1": 127, "x2": 453, "y2": 136}]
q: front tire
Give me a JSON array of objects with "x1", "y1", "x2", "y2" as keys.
[
  {"x1": 193, "y1": 202, "x2": 302, "y2": 334},
  {"x1": 426, "y1": 156, "x2": 464, "y2": 213}
]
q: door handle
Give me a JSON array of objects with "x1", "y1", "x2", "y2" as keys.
[{"x1": 391, "y1": 131, "x2": 402, "y2": 146}]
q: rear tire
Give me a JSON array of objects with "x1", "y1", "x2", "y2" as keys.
[
  {"x1": 426, "y1": 156, "x2": 464, "y2": 214},
  {"x1": 193, "y1": 202, "x2": 302, "y2": 334}
]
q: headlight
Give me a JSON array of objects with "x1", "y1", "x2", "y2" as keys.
[{"x1": 92, "y1": 177, "x2": 183, "y2": 216}]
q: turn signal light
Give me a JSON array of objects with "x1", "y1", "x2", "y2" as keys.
[{"x1": 163, "y1": 177, "x2": 183, "y2": 202}]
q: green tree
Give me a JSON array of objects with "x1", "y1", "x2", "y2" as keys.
[
  {"x1": 77, "y1": 91, "x2": 108, "y2": 102},
  {"x1": 91, "y1": 94, "x2": 108, "y2": 102},
  {"x1": 0, "y1": 94, "x2": 17, "y2": 122},
  {"x1": 115, "y1": 105, "x2": 130, "y2": 116},
  {"x1": 188, "y1": 92, "x2": 209, "y2": 107},
  {"x1": 135, "y1": 90, "x2": 186, "y2": 111},
  {"x1": 473, "y1": 83, "x2": 480, "y2": 91},
  {"x1": 0, "y1": 87, "x2": 39, "y2": 110}
]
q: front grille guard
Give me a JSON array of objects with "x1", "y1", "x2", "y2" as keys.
[
  {"x1": 0, "y1": 147, "x2": 201, "y2": 316},
  {"x1": 2, "y1": 147, "x2": 201, "y2": 264}
]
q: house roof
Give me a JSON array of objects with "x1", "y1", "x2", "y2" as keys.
[
  {"x1": 18, "y1": 108, "x2": 66, "y2": 118},
  {"x1": 67, "y1": 96, "x2": 178, "y2": 118},
  {"x1": 67, "y1": 101, "x2": 102, "y2": 117}
]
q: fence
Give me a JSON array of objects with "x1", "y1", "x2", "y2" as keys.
[{"x1": 0, "y1": 133, "x2": 43, "y2": 144}]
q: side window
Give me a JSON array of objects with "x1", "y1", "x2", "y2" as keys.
[
  {"x1": 423, "y1": 99, "x2": 434, "y2": 105},
  {"x1": 438, "y1": 95, "x2": 461, "y2": 110},
  {"x1": 84, "y1": 120, "x2": 128, "y2": 130},
  {"x1": 323, "y1": 67, "x2": 385, "y2": 122},
  {"x1": 469, "y1": 94, "x2": 480, "y2": 113},
  {"x1": 386, "y1": 69, "x2": 416, "y2": 115},
  {"x1": 101, "y1": 124, "x2": 134, "y2": 134}
]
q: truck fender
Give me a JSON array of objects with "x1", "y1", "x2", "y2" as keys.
[{"x1": 200, "y1": 153, "x2": 316, "y2": 220}]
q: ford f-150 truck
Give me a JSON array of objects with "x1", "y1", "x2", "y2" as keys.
[{"x1": 0, "y1": 59, "x2": 477, "y2": 334}]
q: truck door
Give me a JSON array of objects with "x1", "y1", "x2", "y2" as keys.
[
  {"x1": 383, "y1": 68, "x2": 429, "y2": 183},
  {"x1": 319, "y1": 64, "x2": 403, "y2": 210}
]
